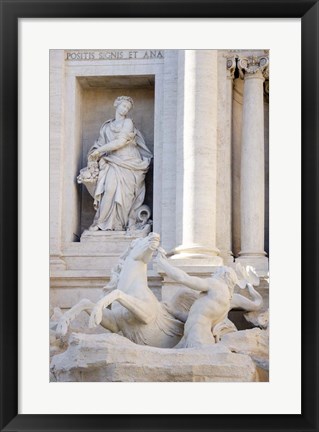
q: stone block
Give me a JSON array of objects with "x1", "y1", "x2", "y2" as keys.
[{"x1": 51, "y1": 333, "x2": 258, "y2": 382}]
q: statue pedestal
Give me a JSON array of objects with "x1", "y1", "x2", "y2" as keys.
[{"x1": 80, "y1": 225, "x2": 151, "y2": 242}]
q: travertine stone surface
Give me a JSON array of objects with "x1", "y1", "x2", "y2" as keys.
[
  {"x1": 245, "y1": 309, "x2": 269, "y2": 329},
  {"x1": 50, "y1": 333, "x2": 258, "y2": 382},
  {"x1": 50, "y1": 50, "x2": 66, "y2": 270},
  {"x1": 221, "y1": 327, "x2": 269, "y2": 381},
  {"x1": 158, "y1": 50, "x2": 179, "y2": 252},
  {"x1": 80, "y1": 227, "x2": 151, "y2": 242},
  {"x1": 221, "y1": 327, "x2": 268, "y2": 358}
]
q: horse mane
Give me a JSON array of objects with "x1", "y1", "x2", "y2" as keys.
[{"x1": 102, "y1": 240, "x2": 137, "y2": 293}]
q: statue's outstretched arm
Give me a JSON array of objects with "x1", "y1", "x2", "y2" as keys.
[{"x1": 156, "y1": 254, "x2": 209, "y2": 292}]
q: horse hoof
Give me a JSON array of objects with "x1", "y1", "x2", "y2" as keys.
[{"x1": 56, "y1": 320, "x2": 68, "y2": 337}]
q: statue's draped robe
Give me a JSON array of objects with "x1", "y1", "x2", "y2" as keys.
[{"x1": 87, "y1": 119, "x2": 152, "y2": 231}]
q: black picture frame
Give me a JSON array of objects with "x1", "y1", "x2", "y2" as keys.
[{"x1": 0, "y1": 1, "x2": 318, "y2": 431}]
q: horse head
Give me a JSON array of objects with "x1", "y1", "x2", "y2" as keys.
[{"x1": 129, "y1": 232, "x2": 160, "y2": 263}]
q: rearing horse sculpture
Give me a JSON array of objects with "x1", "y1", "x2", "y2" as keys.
[
  {"x1": 56, "y1": 233, "x2": 184, "y2": 348},
  {"x1": 56, "y1": 232, "x2": 263, "y2": 348}
]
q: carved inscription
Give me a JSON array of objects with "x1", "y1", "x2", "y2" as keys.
[{"x1": 65, "y1": 50, "x2": 164, "y2": 61}]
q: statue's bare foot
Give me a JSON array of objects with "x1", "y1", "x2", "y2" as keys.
[{"x1": 89, "y1": 225, "x2": 99, "y2": 232}]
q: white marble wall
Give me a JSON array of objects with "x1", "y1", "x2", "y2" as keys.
[{"x1": 50, "y1": 51, "x2": 66, "y2": 270}]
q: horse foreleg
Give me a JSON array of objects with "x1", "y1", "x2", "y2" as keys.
[
  {"x1": 56, "y1": 298, "x2": 119, "y2": 336},
  {"x1": 56, "y1": 299, "x2": 95, "y2": 337},
  {"x1": 89, "y1": 289, "x2": 154, "y2": 328}
]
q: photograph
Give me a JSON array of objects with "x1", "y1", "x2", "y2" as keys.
[
  {"x1": 49, "y1": 49, "x2": 270, "y2": 383},
  {"x1": 1, "y1": 1, "x2": 318, "y2": 429}
]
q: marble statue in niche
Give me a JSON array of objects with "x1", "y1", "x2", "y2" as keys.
[{"x1": 77, "y1": 96, "x2": 152, "y2": 232}]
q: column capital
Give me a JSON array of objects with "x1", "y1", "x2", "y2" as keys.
[
  {"x1": 238, "y1": 55, "x2": 269, "y2": 80},
  {"x1": 226, "y1": 56, "x2": 236, "y2": 80}
]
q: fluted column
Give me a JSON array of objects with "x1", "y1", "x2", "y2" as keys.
[
  {"x1": 236, "y1": 55, "x2": 269, "y2": 274},
  {"x1": 172, "y1": 50, "x2": 221, "y2": 262},
  {"x1": 216, "y1": 55, "x2": 236, "y2": 264}
]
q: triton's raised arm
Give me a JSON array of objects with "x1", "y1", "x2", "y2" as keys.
[{"x1": 156, "y1": 253, "x2": 209, "y2": 293}]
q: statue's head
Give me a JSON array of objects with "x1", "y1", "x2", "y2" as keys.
[
  {"x1": 213, "y1": 266, "x2": 239, "y2": 291},
  {"x1": 113, "y1": 96, "x2": 134, "y2": 114}
]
